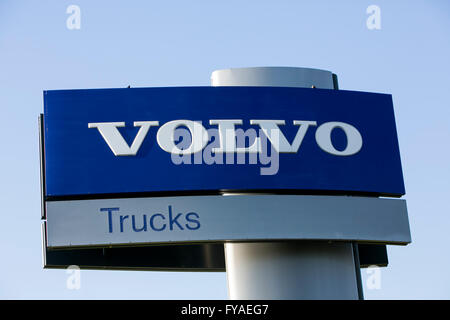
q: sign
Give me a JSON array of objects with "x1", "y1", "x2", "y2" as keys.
[
  {"x1": 42, "y1": 86, "x2": 405, "y2": 198},
  {"x1": 45, "y1": 195, "x2": 410, "y2": 248}
]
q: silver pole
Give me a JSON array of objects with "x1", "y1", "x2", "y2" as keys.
[{"x1": 211, "y1": 67, "x2": 362, "y2": 300}]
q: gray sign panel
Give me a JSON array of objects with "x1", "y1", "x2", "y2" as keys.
[{"x1": 46, "y1": 195, "x2": 411, "y2": 248}]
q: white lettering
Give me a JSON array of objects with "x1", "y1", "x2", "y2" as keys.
[
  {"x1": 315, "y1": 121, "x2": 363, "y2": 156},
  {"x1": 88, "y1": 121, "x2": 159, "y2": 156},
  {"x1": 88, "y1": 120, "x2": 363, "y2": 160}
]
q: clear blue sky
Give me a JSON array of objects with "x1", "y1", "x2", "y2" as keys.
[{"x1": 0, "y1": 0, "x2": 449, "y2": 299}]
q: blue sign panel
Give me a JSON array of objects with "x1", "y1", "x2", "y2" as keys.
[{"x1": 43, "y1": 86, "x2": 405, "y2": 197}]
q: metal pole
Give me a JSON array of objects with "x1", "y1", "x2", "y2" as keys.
[{"x1": 211, "y1": 67, "x2": 363, "y2": 300}]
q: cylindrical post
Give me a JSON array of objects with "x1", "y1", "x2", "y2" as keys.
[{"x1": 211, "y1": 67, "x2": 363, "y2": 300}]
